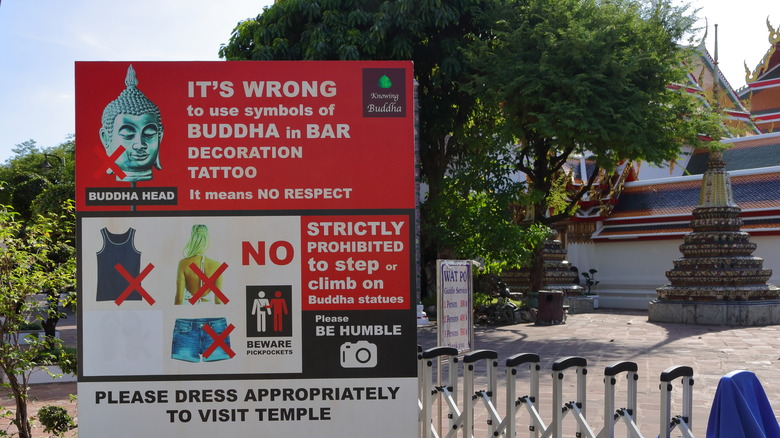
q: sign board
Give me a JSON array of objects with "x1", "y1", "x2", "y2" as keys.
[
  {"x1": 75, "y1": 61, "x2": 417, "y2": 437},
  {"x1": 436, "y1": 260, "x2": 474, "y2": 354}
]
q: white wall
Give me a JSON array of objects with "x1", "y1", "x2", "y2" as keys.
[
  {"x1": 590, "y1": 239, "x2": 681, "y2": 309},
  {"x1": 753, "y1": 235, "x2": 780, "y2": 287},
  {"x1": 568, "y1": 235, "x2": 780, "y2": 310},
  {"x1": 567, "y1": 242, "x2": 597, "y2": 278}
]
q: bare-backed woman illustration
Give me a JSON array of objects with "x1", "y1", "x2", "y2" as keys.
[{"x1": 175, "y1": 225, "x2": 225, "y2": 305}]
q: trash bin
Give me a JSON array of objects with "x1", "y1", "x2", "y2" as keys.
[{"x1": 536, "y1": 290, "x2": 564, "y2": 325}]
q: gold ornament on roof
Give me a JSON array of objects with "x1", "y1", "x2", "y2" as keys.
[
  {"x1": 770, "y1": 17, "x2": 780, "y2": 42},
  {"x1": 746, "y1": 18, "x2": 780, "y2": 83}
]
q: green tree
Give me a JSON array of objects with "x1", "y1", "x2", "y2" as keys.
[
  {"x1": 0, "y1": 139, "x2": 76, "y2": 338},
  {"x1": 466, "y1": 0, "x2": 726, "y2": 289},
  {"x1": 0, "y1": 202, "x2": 76, "y2": 438},
  {"x1": 413, "y1": 80, "x2": 552, "y2": 274},
  {"x1": 426, "y1": 173, "x2": 551, "y2": 274},
  {"x1": 0, "y1": 138, "x2": 75, "y2": 220}
]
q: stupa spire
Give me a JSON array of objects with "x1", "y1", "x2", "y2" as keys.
[
  {"x1": 655, "y1": 149, "x2": 778, "y2": 302},
  {"x1": 698, "y1": 150, "x2": 736, "y2": 208}
]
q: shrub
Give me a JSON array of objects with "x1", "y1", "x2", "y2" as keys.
[{"x1": 37, "y1": 405, "x2": 75, "y2": 437}]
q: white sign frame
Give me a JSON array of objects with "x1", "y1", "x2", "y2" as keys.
[{"x1": 436, "y1": 260, "x2": 474, "y2": 354}]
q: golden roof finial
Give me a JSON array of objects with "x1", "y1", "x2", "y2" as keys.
[
  {"x1": 746, "y1": 18, "x2": 780, "y2": 83},
  {"x1": 768, "y1": 17, "x2": 780, "y2": 43}
]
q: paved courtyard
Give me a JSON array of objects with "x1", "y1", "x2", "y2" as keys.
[
  {"x1": 417, "y1": 309, "x2": 780, "y2": 437},
  {"x1": 6, "y1": 308, "x2": 780, "y2": 437}
]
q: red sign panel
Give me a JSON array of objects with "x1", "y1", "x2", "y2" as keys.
[
  {"x1": 301, "y1": 215, "x2": 411, "y2": 311},
  {"x1": 75, "y1": 61, "x2": 415, "y2": 211}
]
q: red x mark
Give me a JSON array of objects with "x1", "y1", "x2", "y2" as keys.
[
  {"x1": 202, "y1": 323, "x2": 235, "y2": 359},
  {"x1": 114, "y1": 263, "x2": 156, "y2": 305},
  {"x1": 188, "y1": 262, "x2": 229, "y2": 304},
  {"x1": 94, "y1": 146, "x2": 127, "y2": 180}
]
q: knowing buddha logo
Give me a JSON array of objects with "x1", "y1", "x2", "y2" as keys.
[{"x1": 362, "y1": 68, "x2": 406, "y2": 118}]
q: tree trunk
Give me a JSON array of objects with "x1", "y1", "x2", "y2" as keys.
[
  {"x1": 42, "y1": 316, "x2": 59, "y2": 339},
  {"x1": 529, "y1": 243, "x2": 546, "y2": 292},
  {"x1": 7, "y1": 374, "x2": 32, "y2": 438},
  {"x1": 42, "y1": 291, "x2": 61, "y2": 339},
  {"x1": 527, "y1": 194, "x2": 551, "y2": 293}
]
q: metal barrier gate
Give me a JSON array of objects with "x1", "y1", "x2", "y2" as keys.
[{"x1": 418, "y1": 347, "x2": 695, "y2": 438}]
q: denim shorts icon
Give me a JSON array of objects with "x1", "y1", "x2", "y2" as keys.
[{"x1": 171, "y1": 317, "x2": 232, "y2": 363}]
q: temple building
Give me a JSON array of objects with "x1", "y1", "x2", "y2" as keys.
[
  {"x1": 647, "y1": 148, "x2": 780, "y2": 324},
  {"x1": 557, "y1": 21, "x2": 780, "y2": 311}
]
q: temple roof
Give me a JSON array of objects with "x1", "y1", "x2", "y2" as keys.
[
  {"x1": 593, "y1": 168, "x2": 780, "y2": 240},
  {"x1": 594, "y1": 216, "x2": 780, "y2": 240},
  {"x1": 736, "y1": 19, "x2": 780, "y2": 133},
  {"x1": 563, "y1": 157, "x2": 598, "y2": 185},
  {"x1": 692, "y1": 47, "x2": 751, "y2": 114},
  {"x1": 684, "y1": 132, "x2": 780, "y2": 174},
  {"x1": 605, "y1": 170, "x2": 780, "y2": 220}
]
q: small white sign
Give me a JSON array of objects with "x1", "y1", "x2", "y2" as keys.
[{"x1": 436, "y1": 260, "x2": 473, "y2": 354}]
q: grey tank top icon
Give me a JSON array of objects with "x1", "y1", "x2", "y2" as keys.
[{"x1": 96, "y1": 227, "x2": 142, "y2": 301}]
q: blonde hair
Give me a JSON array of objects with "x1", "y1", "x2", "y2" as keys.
[{"x1": 183, "y1": 225, "x2": 209, "y2": 257}]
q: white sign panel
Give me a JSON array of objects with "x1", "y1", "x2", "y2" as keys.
[{"x1": 436, "y1": 260, "x2": 473, "y2": 354}]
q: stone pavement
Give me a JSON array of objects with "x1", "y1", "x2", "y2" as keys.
[
  {"x1": 417, "y1": 309, "x2": 780, "y2": 437},
  {"x1": 8, "y1": 309, "x2": 780, "y2": 437}
]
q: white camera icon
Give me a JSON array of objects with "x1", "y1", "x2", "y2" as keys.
[{"x1": 340, "y1": 341, "x2": 378, "y2": 368}]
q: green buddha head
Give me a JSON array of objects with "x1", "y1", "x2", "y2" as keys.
[{"x1": 100, "y1": 65, "x2": 163, "y2": 182}]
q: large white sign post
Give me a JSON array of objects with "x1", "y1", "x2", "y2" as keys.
[{"x1": 75, "y1": 61, "x2": 417, "y2": 437}]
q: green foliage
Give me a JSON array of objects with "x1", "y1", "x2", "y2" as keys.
[
  {"x1": 472, "y1": 291, "x2": 495, "y2": 307},
  {"x1": 0, "y1": 139, "x2": 76, "y2": 343},
  {"x1": 472, "y1": 291, "x2": 522, "y2": 308},
  {"x1": 9, "y1": 175, "x2": 50, "y2": 219},
  {"x1": 423, "y1": 145, "x2": 551, "y2": 273},
  {"x1": 466, "y1": 0, "x2": 727, "y2": 225},
  {"x1": 55, "y1": 347, "x2": 78, "y2": 377},
  {"x1": 544, "y1": 170, "x2": 578, "y2": 218},
  {"x1": 37, "y1": 405, "x2": 76, "y2": 437},
  {"x1": 17, "y1": 321, "x2": 43, "y2": 331},
  {"x1": 33, "y1": 182, "x2": 76, "y2": 219},
  {"x1": 0, "y1": 138, "x2": 75, "y2": 220},
  {"x1": 31, "y1": 345, "x2": 77, "y2": 369},
  {"x1": 0, "y1": 202, "x2": 76, "y2": 438},
  {"x1": 419, "y1": 107, "x2": 552, "y2": 273}
]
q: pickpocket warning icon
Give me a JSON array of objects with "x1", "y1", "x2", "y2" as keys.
[{"x1": 246, "y1": 285, "x2": 292, "y2": 337}]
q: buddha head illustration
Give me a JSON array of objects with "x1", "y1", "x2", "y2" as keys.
[{"x1": 99, "y1": 65, "x2": 163, "y2": 182}]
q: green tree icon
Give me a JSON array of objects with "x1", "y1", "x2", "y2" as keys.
[{"x1": 378, "y1": 75, "x2": 392, "y2": 89}]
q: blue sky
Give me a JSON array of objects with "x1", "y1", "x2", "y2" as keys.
[
  {"x1": 0, "y1": 0, "x2": 777, "y2": 162},
  {"x1": 0, "y1": 0, "x2": 273, "y2": 162}
]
